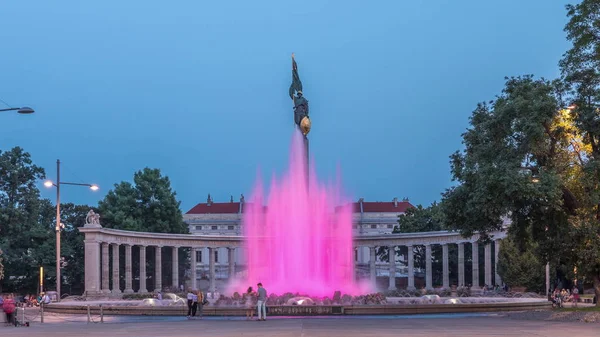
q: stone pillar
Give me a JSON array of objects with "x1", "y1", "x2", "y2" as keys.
[
  {"x1": 388, "y1": 245, "x2": 396, "y2": 290},
  {"x1": 112, "y1": 243, "x2": 121, "y2": 293},
  {"x1": 84, "y1": 239, "x2": 101, "y2": 294},
  {"x1": 139, "y1": 245, "x2": 147, "y2": 293},
  {"x1": 425, "y1": 244, "x2": 433, "y2": 290},
  {"x1": 458, "y1": 242, "x2": 465, "y2": 287},
  {"x1": 209, "y1": 247, "x2": 216, "y2": 292},
  {"x1": 494, "y1": 240, "x2": 502, "y2": 286},
  {"x1": 484, "y1": 243, "x2": 492, "y2": 287},
  {"x1": 172, "y1": 246, "x2": 179, "y2": 290},
  {"x1": 407, "y1": 245, "x2": 415, "y2": 290},
  {"x1": 101, "y1": 242, "x2": 110, "y2": 293},
  {"x1": 472, "y1": 242, "x2": 479, "y2": 288},
  {"x1": 369, "y1": 246, "x2": 376, "y2": 287},
  {"x1": 155, "y1": 246, "x2": 162, "y2": 292},
  {"x1": 442, "y1": 243, "x2": 449, "y2": 289},
  {"x1": 228, "y1": 247, "x2": 236, "y2": 280},
  {"x1": 190, "y1": 248, "x2": 197, "y2": 290},
  {"x1": 124, "y1": 244, "x2": 133, "y2": 293}
]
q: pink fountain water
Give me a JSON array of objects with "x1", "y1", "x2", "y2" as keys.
[{"x1": 243, "y1": 131, "x2": 360, "y2": 297}]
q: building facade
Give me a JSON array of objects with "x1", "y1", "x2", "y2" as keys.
[{"x1": 183, "y1": 195, "x2": 414, "y2": 286}]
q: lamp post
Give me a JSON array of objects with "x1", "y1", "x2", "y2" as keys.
[
  {"x1": 0, "y1": 106, "x2": 35, "y2": 114},
  {"x1": 44, "y1": 159, "x2": 98, "y2": 302}
]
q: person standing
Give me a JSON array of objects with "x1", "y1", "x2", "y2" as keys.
[
  {"x1": 196, "y1": 291, "x2": 205, "y2": 319},
  {"x1": 256, "y1": 283, "x2": 267, "y2": 321},
  {"x1": 3, "y1": 294, "x2": 16, "y2": 327},
  {"x1": 245, "y1": 286, "x2": 256, "y2": 320},
  {"x1": 191, "y1": 291, "x2": 199, "y2": 317},
  {"x1": 186, "y1": 289, "x2": 194, "y2": 318}
]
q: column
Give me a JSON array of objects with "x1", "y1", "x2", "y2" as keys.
[
  {"x1": 388, "y1": 245, "x2": 396, "y2": 290},
  {"x1": 407, "y1": 245, "x2": 415, "y2": 290},
  {"x1": 442, "y1": 243, "x2": 449, "y2": 289},
  {"x1": 84, "y1": 239, "x2": 101, "y2": 294},
  {"x1": 425, "y1": 244, "x2": 433, "y2": 290},
  {"x1": 458, "y1": 242, "x2": 465, "y2": 287},
  {"x1": 369, "y1": 246, "x2": 376, "y2": 287},
  {"x1": 190, "y1": 247, "x2": 197, "y2": 290},
  {"x1": 101, "y1": 242, "x2": 110, "y2": 293},
  {"x1": 484, "y1": 243, "x2": 492, "y2": 286},
  {"x1": 155, "y1": 246, "x2": 162, "y2": 292},
  {"x1": 472, "y1": 242, "x2": 479, "y2": 288},
  {"x1": 112, "y1": 243, "x2": 121, "y2": 293},
  {"x1": 494, "y1": 240, "x2": 502, "y2": 286},
  {"x1": 139, "y1": 245, "x2": 147, "y2": 293},
  {"x1": 228, "y1": 247, "x2": 236, "y2": 280},
  {"x1": 124, "y1": 244, "x2": 133, "y2": 293},
  {"x1": 209, "y1": 247, "x2": 216, "y2": 292},
  {"x1": 172, "y1": 246, "x2": 179, "y2": 290}
]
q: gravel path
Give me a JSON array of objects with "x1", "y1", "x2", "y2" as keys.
[{"x1": 505, "y1": 309, "x2": 600, "y2": 323}]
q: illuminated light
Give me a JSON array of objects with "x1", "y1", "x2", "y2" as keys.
[
  {"x1": 90, "y1": 184, "x2": 99, "y2": 191},
  {"x1": 44, "y1": 180, "x2": 54, "y2": 188}
]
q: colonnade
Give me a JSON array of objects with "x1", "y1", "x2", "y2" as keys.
[
  {"x1": 85, "y1": 242, "x2": 238, "y2": 294},
  {"x1": 81, "y1": 223, "x2": 507, "y2": 295},
  {"x1": 355, "y1": 240, "x2": 503, "y2": 290}
]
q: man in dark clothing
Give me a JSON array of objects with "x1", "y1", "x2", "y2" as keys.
[{"x1": 289, "y1": 54, "x2": 309, "y2": 129}]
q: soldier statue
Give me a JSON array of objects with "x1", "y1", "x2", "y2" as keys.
[{"x1": 289, "y1": 53, "x2": 310, "y2": 134}]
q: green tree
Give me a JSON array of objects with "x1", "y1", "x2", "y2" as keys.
[
  {"x1": 441, "y1": 75, "x2": 591, "y2": 296},
  {"x1": 59, "y1": 203, "x2": 94, "y2": 295},
  {"x1": 98, "y1": 168, "x2": 188, "y2": 291},
  {"x1": 497, "y1": 236, "x2": 545, "y2": 292},
  {"x1": 0, "y1": 147, "x2": 48, "y2": 293},
  {"x1": 559, "y1": 0, "x2": 600, "y2": 304}
]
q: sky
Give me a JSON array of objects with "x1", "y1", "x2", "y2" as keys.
[{"x1": 0, "y1": 0, "x2": 572, "y2": 212}]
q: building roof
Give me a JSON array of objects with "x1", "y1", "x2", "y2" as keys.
[
  {"x1": 186, "y1": 199, "x2": 414, "y2": 215},
  {"x1": 335, "y1": 201, "x2": 414, "y2": 213},
  {"x1": 186, "y1": 202, "x2": 241, "y2": 214}
]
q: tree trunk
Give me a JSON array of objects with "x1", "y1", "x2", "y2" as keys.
[{"x1": 594, "y1": 274, "x2": 600, "y2": 307}]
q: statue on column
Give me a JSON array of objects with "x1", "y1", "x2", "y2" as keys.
[
  {"x1": 289, "y1": 53, "x2": 311, "y2": 136},
  {"x1": 85, "y1": 209, "x2": 101, "y2": 227}
]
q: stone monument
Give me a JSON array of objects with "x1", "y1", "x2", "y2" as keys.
[{"x1": 289, "y1": 53, "x2": 311, "y2": 178}]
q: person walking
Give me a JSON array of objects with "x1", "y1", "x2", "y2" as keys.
[{"x1": 256, "y1": 283, "x2": 267, "y2": 321}]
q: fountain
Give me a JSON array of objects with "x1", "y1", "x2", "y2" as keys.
[{"x1": 242, "y1": 130, "x2": 362, "y2": 297}]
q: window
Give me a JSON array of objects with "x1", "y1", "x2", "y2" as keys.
[
  {"x1": 354, "y1": 249, "x2": 358, "y2": 261},
  {"x1": 371, "y1": 224, "x2": 377, "y2": 229},
  {"x1": 228, "y1": 225, "x2": 234, "y2": 230},
  {"x1": 196, "y1": 250, "x2": 202, "y2": 262},
  {"x1": 387, "y1": 224, "x2": 393, "y2": 229},
  {"x1": 195, "y1": 225, "x2": 202, "y2": 230},
  {"x1": 215, "y1": 251, "x2": 219, "y2": 263},
  {"x1": 211, "y1": 225, "x2": 218, "y2": 230}
]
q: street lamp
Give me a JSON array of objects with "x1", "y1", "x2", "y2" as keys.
[
  {"x1": 44, "y1": 159, "x2": 98, "y2": 302},
  {"x1": 0, "y1": 106, "x2": 35, "y2": 114}
]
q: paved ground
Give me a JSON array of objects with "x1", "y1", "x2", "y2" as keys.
[{"x1": 1, "y1": 313, "x2": 598, "y2": 336}]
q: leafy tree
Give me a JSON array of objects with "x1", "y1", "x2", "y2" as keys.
[
  {"x1": 497, "y1": 236, "x2": 545, "y2": 292},
  {"x1": 98, "y1": 168, "x2": 189, "y2": 291},
  {"x1": 559, "y1": 0, "x2": 600, "y2": 304},
  {"x1": 59, "y1": 203, "x2": 94, "y2": 295},
  {"x1": 0, "y1": 147, "x2": 48, "y2": 293}
]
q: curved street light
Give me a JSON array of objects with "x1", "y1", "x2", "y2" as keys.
[
  {"x1": 0, "y1": 106, "x2": 35, "y2": 114},
  {"x1": 44, "y1": 159, "x2": 98, "y2": 302}
]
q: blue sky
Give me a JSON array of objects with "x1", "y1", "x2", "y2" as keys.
[{"x1": 0, "y1": 0, "x2": 571, "y2": 212}]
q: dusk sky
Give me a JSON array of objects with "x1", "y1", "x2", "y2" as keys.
[{"x1": 1, "y1": 0, "x2": 571, "y2": 212}]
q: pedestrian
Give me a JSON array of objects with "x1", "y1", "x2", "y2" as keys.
[
  {"x1": 196, "y1": 291, "x2": 205, "y2": 319},
  {"x1": 186, "y1": 289, "x2": 194, "y2": 318},
  {"x1": 3, "y1": 294, "x2": 16, "y2": 327},
  {"x1": 256, "y1": 283, "x2": 267, "y2": 321},
  {"x1": 245, "y1": 286, "x2": 256, "y2": 320},
  {"x1": 191, "y1": 291, "x2": 199, "y2": 317}
]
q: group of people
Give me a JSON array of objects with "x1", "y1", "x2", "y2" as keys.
[
  {"x1": 186, "y1": 289, "x2": 207, "y2": 318},
  {"x1": 244, "y1": 283, "x2": 268, "y2": 321},
  {"x1": 551, "y1": 287, "x2": 580, "y2": 308}
]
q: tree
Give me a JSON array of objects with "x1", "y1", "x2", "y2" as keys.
[
  {"x1": 559, "y1": 0, "x2": 600, "y2": 305},
  {"x1": 59, "y1": 203, "x2": 94, "y2": 295},
  {"x1": 98, "y1": 168, "x2": 189, "y2": 291},
  {"x1": 0, "y1": 147, "x2": 48, "y2": 292},
  {"x1": 441, "y1": 74, "x2": 598, "y2": 299},
  {"x1": 497, "y1": 236, "x2": 545, "y2": 292}
]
